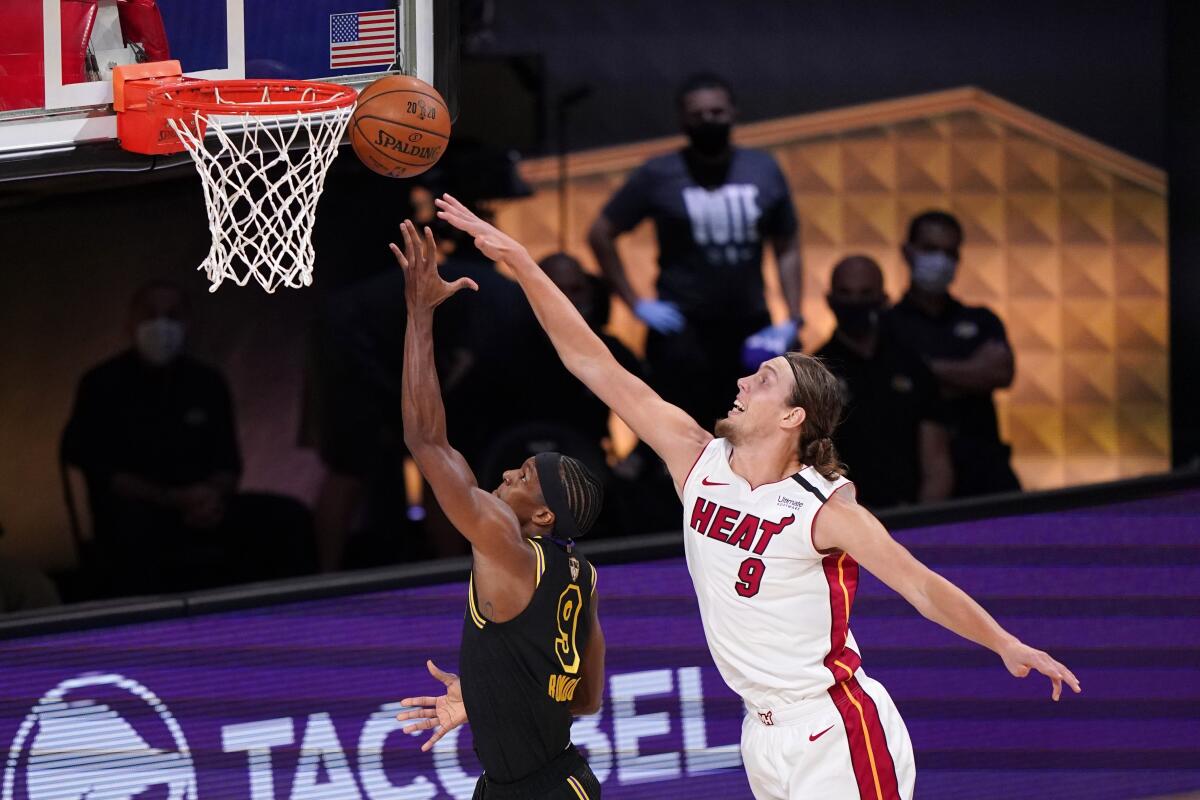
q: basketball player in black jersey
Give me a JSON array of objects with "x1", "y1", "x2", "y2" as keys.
[{"x1": 389, "y1": 221, "x2": 607, "y2": 800}]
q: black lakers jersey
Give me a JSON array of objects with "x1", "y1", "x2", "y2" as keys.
[{"x1": 459, "y1": 536, "x2": 597, "y2": 784}]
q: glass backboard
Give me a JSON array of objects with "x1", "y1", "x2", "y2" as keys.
[{"x1": 0, "y1": 0, "x2": 455, "y2": 180}]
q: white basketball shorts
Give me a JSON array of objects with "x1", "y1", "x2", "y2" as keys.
[{"x1": 740, "y1": 672, "x2": 915, "y2": 800}]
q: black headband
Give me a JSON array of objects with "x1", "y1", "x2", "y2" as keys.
[{"x1": 534, "y1": 452, "x2": 581, "y2": 541}]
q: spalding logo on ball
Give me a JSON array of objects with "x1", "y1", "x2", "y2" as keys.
[{"x1": 350, "y1": 75, "x2": 451, "y2": 178}]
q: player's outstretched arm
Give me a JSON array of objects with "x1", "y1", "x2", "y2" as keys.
[
  {"x1": 435, "y1": 194, "x2": 712, "y2": 490},
  {"x1": 814, "y1": 489, "x2": 1082, "y2": 702},
  {"x1": 396, "y1": 221, "x2": 529, "y2": 563}
]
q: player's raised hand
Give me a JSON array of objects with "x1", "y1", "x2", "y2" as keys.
[
  {"x1": 395, "y1": 660, "x2": 468, "y2": 751},
  {"x1": 433, "y1": 193, "x2": 526, "y2": 264},
  {"x1": 999, "y1": 640, "x2": 1081, "y2": 701},
  {"x1": 390, "y1": 219, "x2": 477, "y2": 312}
]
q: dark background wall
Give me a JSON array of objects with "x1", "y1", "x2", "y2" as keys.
[
  {"x1": 469, "y1": 0, "x2": 1166, "y2": 166},
  {"x1": 0, "y1": 164, "x2": 409, "y2": 569},
  {"x1": 0, "y1": 0, "x2": 1188, "y2": 570}
]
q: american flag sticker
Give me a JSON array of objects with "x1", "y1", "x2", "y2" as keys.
[{"x1": 329, "y1": 9, "x2": 398, "y2": 70}]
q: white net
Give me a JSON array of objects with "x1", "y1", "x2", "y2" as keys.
[{"x1": 166, "y1": 86, "x2": 355, "y2": 292}]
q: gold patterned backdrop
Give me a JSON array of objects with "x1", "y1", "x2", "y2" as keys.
[{"x1": 493, "y1": 88, "x2": 1169, "y2": 492}]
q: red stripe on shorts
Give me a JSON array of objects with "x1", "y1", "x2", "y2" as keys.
[{"x1": 827, "y1": 676, "x2": 901, "y2": 800}]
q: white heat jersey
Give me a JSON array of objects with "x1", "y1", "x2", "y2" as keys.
[{"x1": 682, "y1": 438, "x2": 862, "y2": 709}]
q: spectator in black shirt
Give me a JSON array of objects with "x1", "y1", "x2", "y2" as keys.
[
  {"x1": 62, "y1": 281, "x2": 313, "y2": 595},
  {"x1": 886, "y1": 211, "x2": 1021, "y2": 498},
  {"x1": 815, "y1": 256, "x2": 953, "y2": 508},
  {"x1": 588, "y1": 73, "x2": 803, "y2": 429}
]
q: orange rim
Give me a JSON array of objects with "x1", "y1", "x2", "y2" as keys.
[{"x1": 147, "y1": 79, "x2": 357, "y2": 115}]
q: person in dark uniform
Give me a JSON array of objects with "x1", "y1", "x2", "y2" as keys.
[
  {"x1": 62, "y1": 280, "x2": 313, "y2": 595},
  {"x1": 588, "y1": 73, "x2": 804, "y2": 429},
  {"x1": 390, "y1": 221, "x2": 607, "y2": 800},
  {"x1": 886, "y1": 211, "x2": 1021, "y2": 498},
  {"x1": 815, "y1": 255, "x2": 954, "y2": 509}
]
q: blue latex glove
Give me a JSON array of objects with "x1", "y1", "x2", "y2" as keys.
[
  {"x1": 741, "y1": 318, "x2": 801, "y2": 372},
  {"x1": 634, "y1": 299, "x2": 686, "y2": 334}
]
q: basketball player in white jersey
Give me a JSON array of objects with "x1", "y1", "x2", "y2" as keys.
[{"x1": 435, "y1": 194, "x2": 1080, "y2": 800}]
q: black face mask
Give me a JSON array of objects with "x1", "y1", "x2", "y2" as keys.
[
  {"x1": 828, "y1": 299, "x2": 883, "y2": 336},
  {"x1": 685, "y1": 120, "x2": 732, "y2": 157}
]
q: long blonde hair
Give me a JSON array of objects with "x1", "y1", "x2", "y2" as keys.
[{"x1": 783, "y1": 352, "x2": 846, "y2": 480}]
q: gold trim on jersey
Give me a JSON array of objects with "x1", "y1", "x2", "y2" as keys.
[
  {"x1": 529, "y1": 538, "x2": 546, "y2": 586},
  {"x1": 566, "y1": 775, "x2": 590, "y2": 800},
  {"x1": 467, "y1": 573, "x2": 487, "y2": 629},
  {"x1": 589, "y1": 561, "x2": 597, "y2": 595},
  {"x1": 839, "y1": 681, "x2": 885, "y2": 800}
]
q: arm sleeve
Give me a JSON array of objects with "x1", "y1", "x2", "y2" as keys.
[{"x1": 601, "y1": 164, "x2": 656, "y2": 234}]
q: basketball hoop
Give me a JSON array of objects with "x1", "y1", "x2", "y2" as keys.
[{"x1": 114, "y1": 61, "x2": 357, "y2": 292}]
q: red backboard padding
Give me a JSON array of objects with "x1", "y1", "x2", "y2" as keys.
[{"x1": 0, "y1": 1, "x2": 46, "y2": 111}]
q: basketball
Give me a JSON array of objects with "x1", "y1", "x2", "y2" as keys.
[{"x1": 349, "y1": 75, "x2": 451, "y2": 178}]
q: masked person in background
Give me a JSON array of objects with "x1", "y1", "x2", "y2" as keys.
[
  {"x1": 885, "y1": 211, "x2": 1021, "y2": 498},
  {"x1": 63, "y1": 280, "x2": 313, "y2": 596},
  {"x1": 815, "y1": 256, "x2": 954, "y2": 509},
  {"x1": 588, "y1": 73, "x2": 803, "y2": 429}
]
